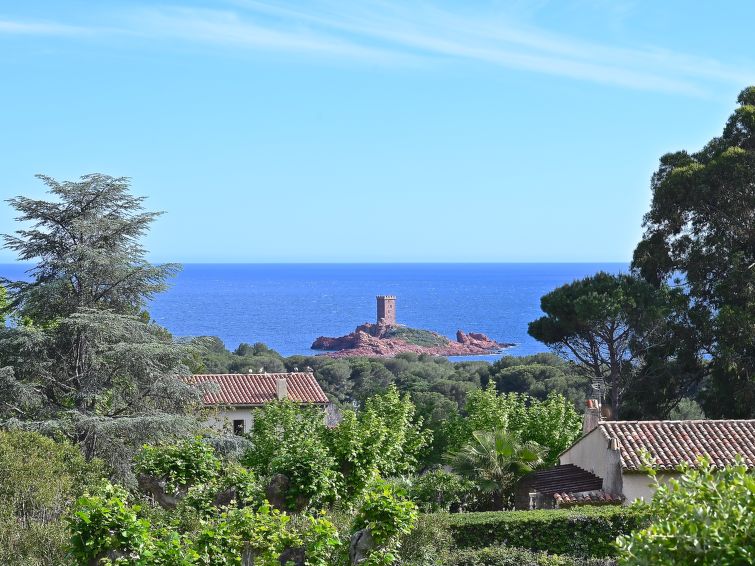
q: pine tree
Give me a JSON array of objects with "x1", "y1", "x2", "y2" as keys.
[{"x1": 0, "y1": 174, "x2": 201, "y2": 481}]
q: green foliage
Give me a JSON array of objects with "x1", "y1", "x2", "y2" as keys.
[
  {"x1": 452, "y1": 385, "x2": 581, "y2": 464},
  {"x1": 383, "y1": 326, "x2": 450, "y2": 347},
  {"x1": 667, "y1": 397, "x2": 705, "y2": 420},
  {"x1": 444, "y1": 506, "x2": 649, "y2": 557},
  {"x1": 487, "y1": 353, "x2": 590, "y2": 407},
  {"x1": 448, "y1": 545, "x2": 616, "y2": 566},
  {"x1": 328, "y1": 386, "x2": 431, "y2": 500},
  {"x1": 183, "y1": 463, "x2": 262, "y2": 518},
  {"x1": 633, "y1": 88, "x2": 755, "y2": 418},
  {"x1": 616, "y1": 456, "x2": 755, "y2": 565},
  {"x1": 68, "y1": 483, "x2": 152, "y2": 564},
  {"x1": 528, "y1": 272, "x2": 673, "y2": 415},
  {"x1": 409, "y1": 469, "x2": 477, "y2": 513},
  {"x1": 293, "y1": 513, "x2": 343, "y2": 566},
  {"x1": 396, "y1": 512, "x2": 453, "y2": 566},
  {"x1": 242, "y1": 387, "x2": 429, "y2": 507},
  {"x1": 242, "y1": 401, "x2": 339, "y2": 509},
  {"x1": 192, "y1": 337, "x2": 288, "y2": 375},
  {"x1": 135, "y1": 438, "x2": 221, "y2": 493},
  {"x1": 193, "y1": 503, "x2": 291, "y2": 565},
  {"x1": 354, "y1": 480, "x2": 418, "y2": 546},
  {"x1": 353, "y1": 479, "x2": 418, "y2": 565},
  {"x1": 0, "y1": 430, "x2": 105, "y2": 565},
  {"x1": 0, "y1": 174, "x2": 201, "y2": 482},
  {"x1": 446, "y1": 429, "x2": 545, "y2": 508},
  {"x1": 68, "y1": 483, "x2": 344, "y2": 566}
]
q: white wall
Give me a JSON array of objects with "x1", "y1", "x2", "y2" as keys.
[
  {"x1": 622, "y1": 472, "x2": 677, "y2": 503},
  {"x1": 559, "y1": 428, "x2": 622, "y2": 495},
  {"x1": 560, "y1": 428, "x2": 609, "y2": 477},
  {"x1": 205, "y1": 407, "x2": 254, "y2": 434}
]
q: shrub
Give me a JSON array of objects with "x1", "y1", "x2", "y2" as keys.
[
  {"x1": 354, "y1": 480, "x2": 417, "y2": 546},
  {"x1": 397, "y1": 512, "x2": 453, "y2": 566},
  {"x1": 68, "y1": 483, "x2": 153, "y2": 564},
  {"x1": 443, "y1": 506, "x2": 649, "y2": 557},
  {"x1": 354, "y1": 479, "x2": 418, "y2": 564},
  {"x1": 242, "y1": 401, "x2": 340, "y2": 509},
  {"x1": 193, "y1": 503, "x2": 291, "y2": 565},
  {"x1": 0, "y1": 430, "x2": 104, "y2": 565},
  {"x1": 135, "y1": 437, "x2": 221, "y2": 493},
  {"x1": 182, "y1": 463, "x2": 262, "y2": 518},
  {"x1": 616, "y1": 456, "x2": 755, "y2": 565},
  {"x1": 68, "y1": 484, "x2": 344, "y2": 565},
  {"x1": 449, "y1": 545, "x2": 616, "y2": 565},
  {"x1": 409, "y1": 469, "x2": 477, "y2": 513}
]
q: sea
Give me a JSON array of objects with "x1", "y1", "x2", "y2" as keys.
[{"x1": 0, "y1": 263, "x2": 627, "y2": 362}]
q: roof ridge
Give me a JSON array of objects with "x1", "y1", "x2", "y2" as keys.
[{"x1": 600, "y1": 419, "x2": 755, "y2": 424}]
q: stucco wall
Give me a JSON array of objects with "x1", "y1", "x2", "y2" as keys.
[
  {"x1": 622, "y1": 472, "x2": 677, "y2": 503},
  {"x1": 206, "y1": 407, "x2": 254, "y2": 434},
  {"x1": 559, "y1": 428, "x2": 622, "y2": 495},
  {"x1": 560, "y1": 428, "x2": 609, "y2": 477}
]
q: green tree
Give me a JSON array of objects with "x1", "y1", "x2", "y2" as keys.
[
  {"x1": 617, "y1": 456, "x2": 755, "y2": 565},
  {"x1": 446, "y1": 429, "x2": 545, "y2": 510},
  {"x1": 486, "y1": 353, "x2": 590, "y2": 406},
  {"x1": 242, "y1": 401, "x2": 339, "y2": 509},
  {"x1": 528, "y1": 272, "x2": 671, "y2": 416},
  {"x1": 328, "y1": 385, "x2": 431, "y2": 500},
  {"x1": 0, "y1": 174, "x2": 200, "y2": 480},
  {"x1": 633, "y1": 87, "x2": 755, "y2": 418},
  {"x1": 451, "y1": 385, "x2": 581, "y2": 464}
]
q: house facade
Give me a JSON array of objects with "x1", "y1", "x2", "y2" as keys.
[
  {"x1": 517, "y1": 400, "x2": 755, "y2": 509},
  {"x1": 185, "y1": 372, "x2": 330, "y2": 434}
]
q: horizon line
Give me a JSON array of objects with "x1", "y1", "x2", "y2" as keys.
[{"x1": 0, "y1": 260, "x2": 631, "y2": 266}]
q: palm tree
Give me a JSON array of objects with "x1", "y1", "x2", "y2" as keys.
[{"x1": 446, "y1": 429, "x2": 545, "y2": 509}]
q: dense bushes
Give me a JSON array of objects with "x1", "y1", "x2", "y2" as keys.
[
  {"x1": 443, "y1": 507, "x2": 649, "y2": 557},
  {"x1": 616, "y1": 457, "x2": 755, "y2": 565},
  {"x1": 448, "y1": 546, "x2": 616, "y2": 566},
  {"x1": 0, "y1": 430, "x2": 104, "y2": 566},
  {"x1": 68, "y1": 466, "x2": 418, "y2": 565},
  {"x1": 408, "y1": 469, "x2": 477, "y2": 513},
  {"x1": 242, "y1": 387, "x2": 430, "y2": 509},
  {"x1": 445, "y1": 385, "x2": 582, "y2": 464}
]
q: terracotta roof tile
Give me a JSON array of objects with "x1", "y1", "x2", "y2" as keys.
[
  {"x1": 519, "y1": 464, "x2": 603, "y2": 495},
  {"x1": 554, "y1": 491, "x2": 624, "y2": 507},
  {"x1": 185, "y1": 372, "x2": 329, "y2": 406},
  {"x1": 598, "y1": 420, "x2": 755, "y2": 471}
]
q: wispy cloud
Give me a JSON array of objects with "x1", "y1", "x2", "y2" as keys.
[
  {"x1": 3, "y1": 1, "x2": 753, "y2": 95},
  {"x1": 0, "y1": 18, "x2": 89, "y2": 36},
  {"x1": 126, "y1": 6, "x2": 409, "y2": 65}
]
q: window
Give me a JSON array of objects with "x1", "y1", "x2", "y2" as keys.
[{"x1": 233, "y1": 419, "x2": 245, "y2": 435}]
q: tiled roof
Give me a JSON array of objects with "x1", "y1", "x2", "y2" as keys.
[
  {"x1": 519, "y1": 464, "x2": 603, "y2": 495},
  {"x1": 598, "y1": 420, "x2": 755, "y2": 471},
  {"x1": 554, "y1": 491, "x2": 624, "y2": 507},
  {"x1": 185, "y1": 373, "x2": 329, "y2": 406}
]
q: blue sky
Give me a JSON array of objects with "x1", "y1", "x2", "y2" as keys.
[{"x1": 0, "y1": 1, "x2": 753, "y2": 263}]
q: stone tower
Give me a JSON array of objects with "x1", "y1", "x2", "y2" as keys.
[{"x1": 376, "y1": 295, "x2": 396, "y2": 326}]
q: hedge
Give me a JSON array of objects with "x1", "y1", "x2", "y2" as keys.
[
  {"x1": 449, "y1": 545, "x2": 616, "y2": 566},
  {"x1": 441, "y1": 507, "x2": 650, "y2": 557}
]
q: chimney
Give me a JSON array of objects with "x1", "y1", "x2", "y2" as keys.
[
  {"x1": 276, "y1": 376, "x2": 288, "y2": 401},
  {"x1": 583, "y1": 399, "x2": 602, "y2": 434}
]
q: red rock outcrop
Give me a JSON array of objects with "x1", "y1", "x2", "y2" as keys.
[{"x1": 312, "y1": 323, "x2": 513, "y2": 358}]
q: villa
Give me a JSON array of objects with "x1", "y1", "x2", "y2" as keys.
[
  {"x1": 516, "y1": 399, "x2": 755, "y2": 509},
  {"x1": 185, "y1": 371, "x2": 330, "y2": 435}
]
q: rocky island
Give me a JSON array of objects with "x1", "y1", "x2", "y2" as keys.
[{"x1": 311, "y1": 296, "x2": 513, "y2": 358}]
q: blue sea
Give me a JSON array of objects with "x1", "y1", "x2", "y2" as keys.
[{"x1": 0, "y1": 263, "x2": 627, "y2": 361}]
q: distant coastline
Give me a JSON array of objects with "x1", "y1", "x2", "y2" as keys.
[{"x1": 0, "y1": 262, "x2": 628, "y2": 360}]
